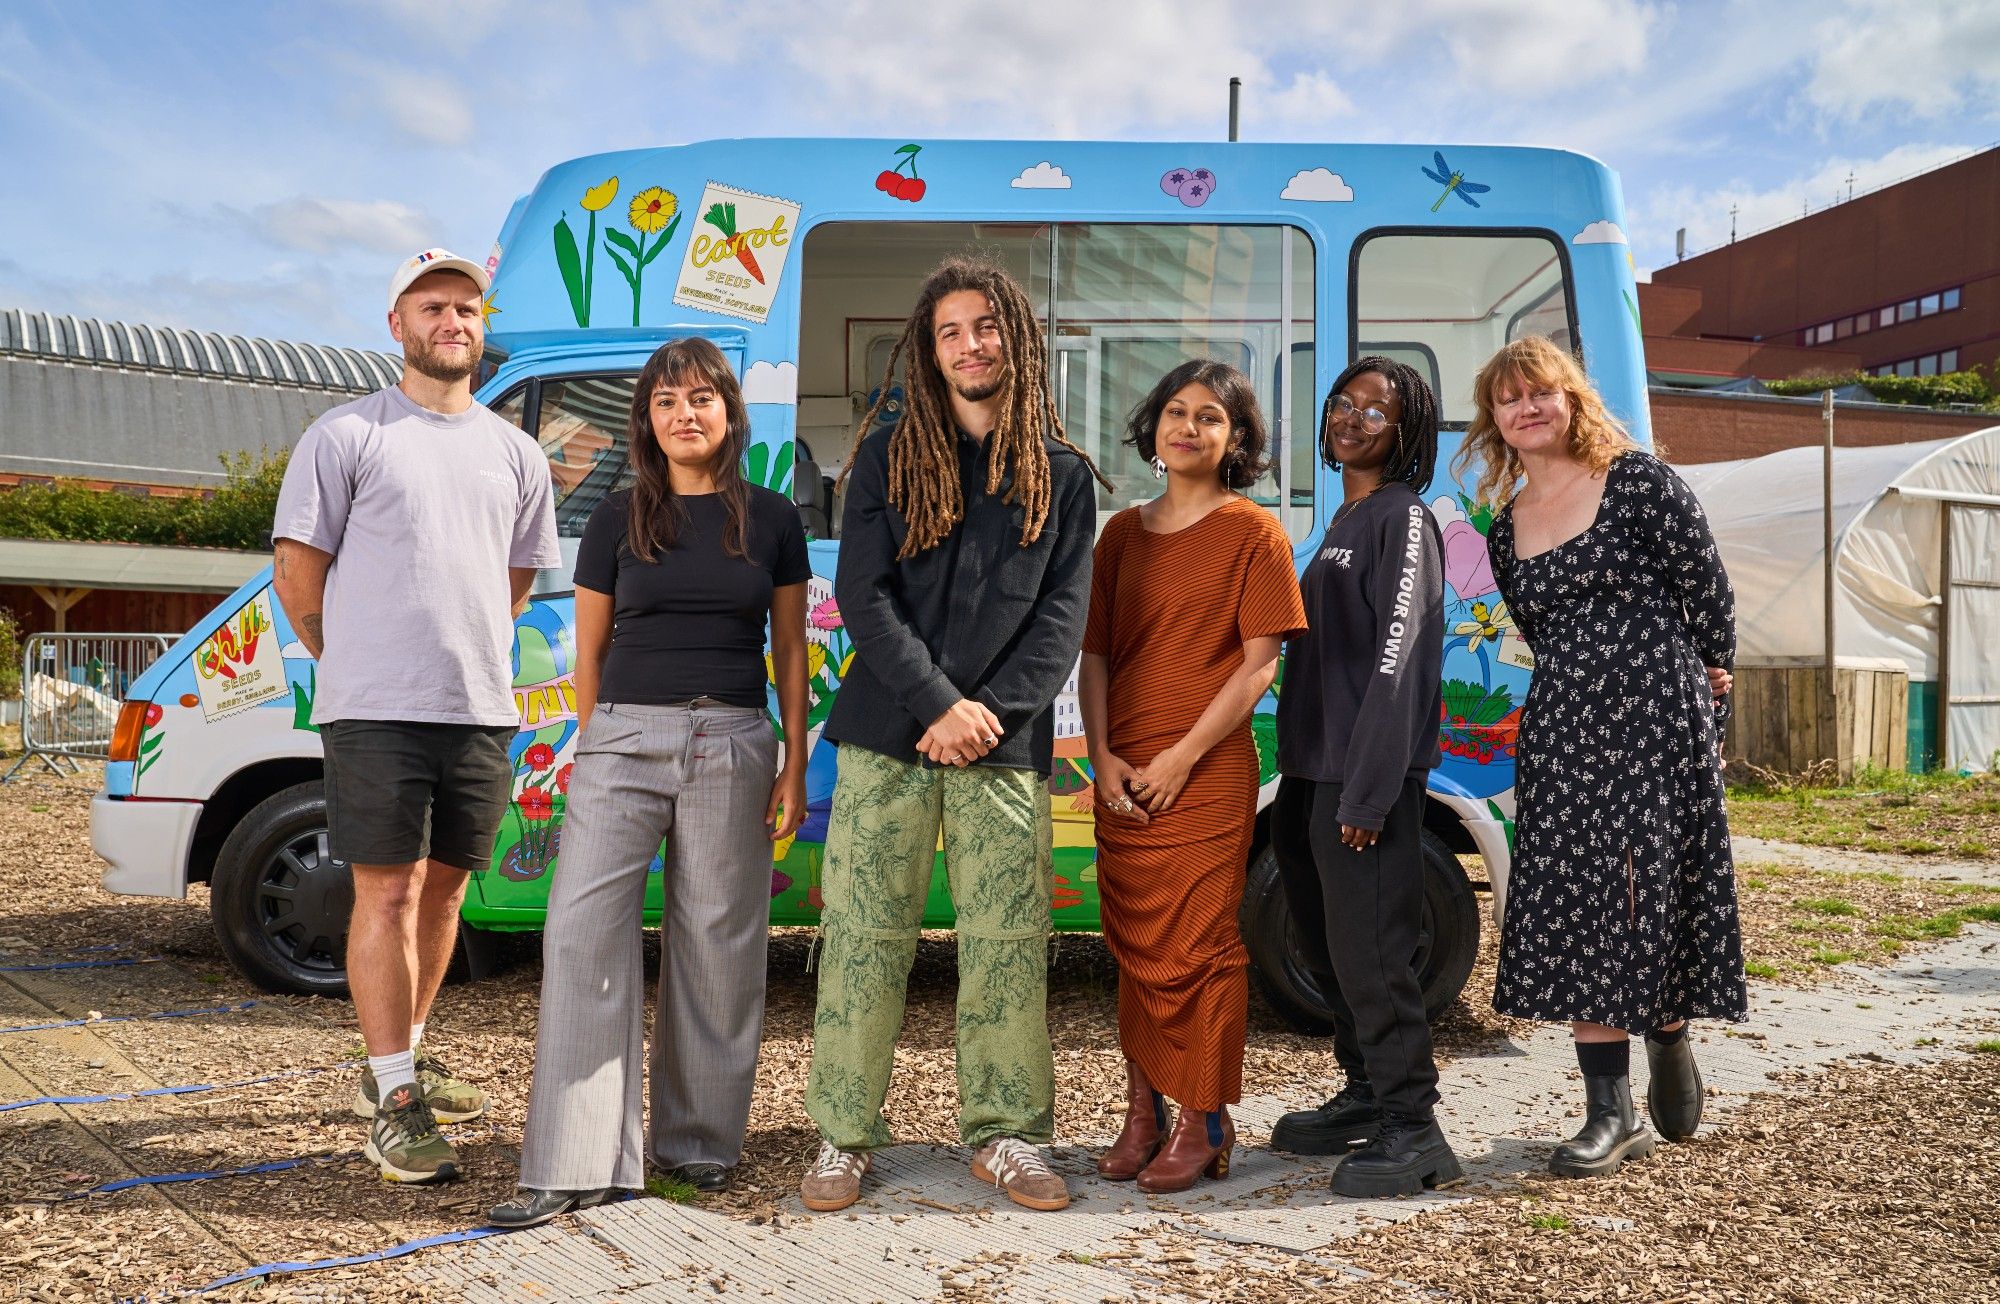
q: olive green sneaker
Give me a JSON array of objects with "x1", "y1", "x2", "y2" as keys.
[
  {"x1": 354, "y1": 1052, "x2": 487, "y2": 1123},
  {"x1": 364, "y1": 1083, "x2": 461, "y2": 1185}
]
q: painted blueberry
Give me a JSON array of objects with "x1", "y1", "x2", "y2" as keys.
[
  {"x1": 1179, "y1": 180, "x2": 1212, "y2": 207},
  {"x1": 1190, "y1": 167, "x2": 1217, "y2": 193},
  {"x1": 1160, "y1": 167, "x2": 1192, "y2": 197}
]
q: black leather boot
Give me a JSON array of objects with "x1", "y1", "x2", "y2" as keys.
[
  {"x1": 1271, "y1": 1079, "x2": 1381, "y2": 1155},
  {"x1": 1645, "y1": 1033, "x2": 1704, "y2": 1141},
  {"x1": 1330, "y1": 1116, "x2": 1463, "y2": 1198},
  {"x1": 1549, "y1": 1075, "x2": 1654, "y2": 1178},
  {"x1": 488, "y1": 1186, "x2": 621, "y2": 1228}
]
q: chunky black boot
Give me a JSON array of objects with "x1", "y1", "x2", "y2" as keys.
[
  {"x1": 1549, "y1": 1075, "x2": 1654, "y2": 1178},
  {"x1": 1645, "y1": 1033, "x2": 1704, "y2": 1141},
  {"x1": 1271, "y1": 1080, "x2": 1381, "y2": 1155},
  {"x1": 1330, "y1": 1116, "x2": 1463, "y2": 1197}
]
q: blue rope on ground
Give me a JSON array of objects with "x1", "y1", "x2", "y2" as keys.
[
  {"x1": 195, "y1": 1226, "x2": 517, "y2": 1291},
  {"x1": 0, "y1": 1000, "x2": 257, "y2": 1035},
  {"x1": 58, "y1": 1153, "x2": 347, "y2": 1201},
  {"x1": 0, "y1": 1062, "x2": 353, "y2": 1114},
  {"x1": 0, "y1": 957, "x2": 161, "y2": 973}
]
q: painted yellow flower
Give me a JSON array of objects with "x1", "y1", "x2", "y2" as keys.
[
  {"x1": 580, "y1": 176, "x2": 619, "y2": 212},
  {"x1": 628, "y1": 187, "x2": 677, "y2": 234}
]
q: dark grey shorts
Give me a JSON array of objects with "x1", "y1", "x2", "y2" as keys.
[{"x1": 321, "y1": 719, "x2": 517, "y2": 871}]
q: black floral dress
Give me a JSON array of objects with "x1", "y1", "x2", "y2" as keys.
[{"x1": 1489, "y1": 451, "x2": 1747, "y2": 1033}]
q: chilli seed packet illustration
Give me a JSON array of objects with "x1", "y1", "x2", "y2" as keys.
[
  {"x1": 194, "y1": 589, "x2": 290, "y2": 720},
  {"x1": 671, "y1": 182, "x2": 800, "y2": 324}
]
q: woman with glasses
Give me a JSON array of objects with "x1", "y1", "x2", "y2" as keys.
[
  {"x1": 1080, "y1": 359, "x2": 1305, "y2": 1192},
  {"x1": 1267, "y1": 357, "x2": 1462, "y2": 1199},
  {"x1": 1460, "y1": 335, "x2": 1742, "y2": 1179}
]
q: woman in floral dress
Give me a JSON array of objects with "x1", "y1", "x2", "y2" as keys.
[{"x1": 1461, "y1": 335, "x2": 1743, "y2": 1179}]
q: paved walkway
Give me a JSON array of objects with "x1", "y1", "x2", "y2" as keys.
[{"x1": 410, "y1": 925, "x2": 2000, "y2": 1302}]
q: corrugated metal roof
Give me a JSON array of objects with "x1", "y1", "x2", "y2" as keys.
[
  {"x1": 0, "y1": 538, "x2": 266, "y2": 593},
  {"x1": 0, "y1": 306, "x2": 401, "y2": 391}
]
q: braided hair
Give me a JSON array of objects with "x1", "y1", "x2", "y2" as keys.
[
  {"x1": 1319, "y1": 355, "x2": 1439, "y2": 495},
  {"x1": 844, "y1": 254, "x2": 1110, "y2": 558}
]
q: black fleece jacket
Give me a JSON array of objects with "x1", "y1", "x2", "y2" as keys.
[
  {"x1": 823, "y1": 425, "x2": 1096, "y2": 777},
  {"x1": 1275, "y1": 481, "x2": 1444, "y2": 830}
]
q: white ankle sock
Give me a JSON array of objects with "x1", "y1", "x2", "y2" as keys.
[
  {"x1": 369, "y1": 1049, "x2": 418, "y2": 1098},
  {"x1": 410, "y1": 1022, "x2": 426, "y2": 1050}
]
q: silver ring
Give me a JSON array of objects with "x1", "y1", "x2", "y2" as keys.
[
  {"x1": 981, "y1": 735, "x2": 998, "y2": 746},
  {"x1": 1115, "y1": 797, "x2": 1134, "y2": 812},
  {"x1": 948, "y1": 753, "x2": 963, "y2": 763}
]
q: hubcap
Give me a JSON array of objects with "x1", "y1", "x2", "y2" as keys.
[{"x1": 253, "y1": 828, "x2": 350, "y2": 974}]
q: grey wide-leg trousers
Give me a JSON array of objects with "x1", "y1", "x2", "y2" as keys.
[{"x1": 519, "y1": 700, "x2": 779, "y2": 1191}]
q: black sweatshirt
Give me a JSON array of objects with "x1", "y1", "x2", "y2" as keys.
[
  {"x1": 1276, "y1": 481, "x2": 1444, "y2": 830},
  {"x1": 823, "y1": 424, "x2": 1096, "y2": 777}
]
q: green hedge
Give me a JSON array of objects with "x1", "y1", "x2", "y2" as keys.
[
  {"x1": 0, "y1": 607, "x2": 20, "y2": 698},
  {"x1": 1765, "y1": 367, "x2": 1998, "y2": 409},
  {"x1": 0, "y1": 448, "x2": 286, "y2": 551}
]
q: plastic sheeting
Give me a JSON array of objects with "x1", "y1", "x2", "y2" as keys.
[{"x1": 1677, "y1": 427, "x2": 2000, "y2": 771}]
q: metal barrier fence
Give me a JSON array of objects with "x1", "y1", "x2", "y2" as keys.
[{"x1": 3, "y1": 632, "x2": 174, "y2": 780}]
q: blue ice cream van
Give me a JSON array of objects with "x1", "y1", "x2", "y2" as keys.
[{"x1": 91, "y1": 137, "x2": 1651, "y2": 1030}]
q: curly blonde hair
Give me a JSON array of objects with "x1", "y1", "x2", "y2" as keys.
[{"x1": 1453, "y1": 336, "x2": 1644, "y2": 506}]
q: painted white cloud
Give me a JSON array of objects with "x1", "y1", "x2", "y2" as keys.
[
  {"x1": 1011, "y1": 162, "x2": 1071, "y2": 190},
  {"x1": 1572, "y1": 220, "x2": 1628, "y2": 245},
  {"x1": 1281, "y1": 168, "x2": 1355, "y2": 202},
  {"x1": 741, "y1": 360, "x2": 799, "y2": 405},
  {"x1": 280, "y1": 641, "x2": 313, "y2": 660},
  {"x1": 1428, "y1": 496, "x2": 1468, "y2": 529}
]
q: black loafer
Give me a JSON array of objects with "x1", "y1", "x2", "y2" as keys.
[
  {"x1": 668, "y1": 1162, "x2": 730, "y2": 1193},
  {"x1": 488, "y1": 1186, "x2": 619, "y2": 1229}
]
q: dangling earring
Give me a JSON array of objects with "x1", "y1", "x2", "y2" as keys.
[{"x1": 1151, "y1": 455, "x2": 1166, "y2": 479}]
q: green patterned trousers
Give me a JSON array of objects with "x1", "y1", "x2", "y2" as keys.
[{"x1": 803, "y1": 744, "x2": 1055, "y2": 1151}]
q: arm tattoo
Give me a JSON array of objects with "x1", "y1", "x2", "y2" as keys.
[{"x1": 300, "y1": 613, "x2": 325, "y2": 659}]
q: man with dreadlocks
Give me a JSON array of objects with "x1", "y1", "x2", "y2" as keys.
[
  {"x1": 799, "y1": 255, "x2": 1106, "y2": 1214},
  {"x1": 1267, "y1": 356, "x2": 1466, "y2": 1200}
]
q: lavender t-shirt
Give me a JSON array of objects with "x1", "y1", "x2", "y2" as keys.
[{"x1": 274, "y1": 385, "x2": 560, "y2": 727}]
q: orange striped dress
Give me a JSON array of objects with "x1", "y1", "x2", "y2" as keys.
[{"x1": 1084, "y1": 497, "x2": 1306, "y2": 1109}]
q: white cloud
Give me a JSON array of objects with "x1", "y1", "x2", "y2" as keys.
[
  {"x1": 741, "y1": 360, "x2": 798, "y2": 404},
  {"x1": 365, "y1": 68, "x2": 477, "y2": 148},
  {"x1": 1011, "y1": 161, "x2": 1071, "y2": 189},
  {"x1": 1281, "y1": 167, "x2": 1354, "y2": 202},
  {"x1": 1421, "y1": 0, "x2": 1654, "y2": 92},
  {"x1": 1429, "y1": 496, "x2": 1467, "y2": 528},
  {"x1": 253, "y1": 198, "x2": 436, "y2": 256},
  {"x1": 1572, "y1": 220, "x2": 1628, "y2": 245},
  {"x1": 1258, "y1": 71, "x2": 1354, "y2": 125},
  {"x1": 1806, "y1": 0, "x2": 2000, "y2": 119},
  {"x1": 280, "y1": 641, "x2": 313, "y2": 660}
]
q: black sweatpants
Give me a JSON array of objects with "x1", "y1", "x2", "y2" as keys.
[{"x1": 1269, "y1": 775, "x2": 1440, "y2": 1122}]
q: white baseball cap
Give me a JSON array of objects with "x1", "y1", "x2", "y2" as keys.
[{"x1": 387, "y1": 248, "x2": 491, "y2": 311}]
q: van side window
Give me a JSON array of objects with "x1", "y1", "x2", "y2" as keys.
[
  {"x1": 797, "y1": 221, "x2": 1317, "y2": 542},
  {"x1": 537, "y1": 375, "x2": 638, "y2": 536},
  {"x1": 1351, "y1": 231, "x2": 1574, "y2": 427}
]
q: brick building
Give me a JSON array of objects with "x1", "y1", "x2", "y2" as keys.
[{"x1": 1651, "y1": 146, "x2": 1999, "y2": 380}]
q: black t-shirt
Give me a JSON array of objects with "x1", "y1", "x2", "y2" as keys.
[{"x1": 575, "y1": 486, "x2": 811, "y2": 708}]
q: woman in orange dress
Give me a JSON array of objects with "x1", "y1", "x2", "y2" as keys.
[{"x1": 1079, "y1": 359, "x2": 1306, "y2": 1193}]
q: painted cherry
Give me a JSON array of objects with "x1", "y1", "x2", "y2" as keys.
[
  {"x1": 875, "y1": 169, "x2": 901, "y2": 193},
  {"x1": 899, "y1": 176, "x2": 927, "y2": 202}
]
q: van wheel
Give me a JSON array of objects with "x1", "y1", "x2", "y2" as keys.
[
  {"x1": 1240, "y1": 832, "x2": 1481, "y2": 1035},
  {"x1": 210, "y1": 782, "x2": 352, "y2": 997}
]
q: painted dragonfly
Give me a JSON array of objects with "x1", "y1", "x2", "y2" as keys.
[{"x1": 1423, "y1": 151, "x2": 1491, "y2": 212}]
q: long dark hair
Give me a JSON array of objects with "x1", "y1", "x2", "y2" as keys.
[
  {"x1": 1124, "y1": 358, "x2": 1272, "y2": 489},
  {"x1": 625, "y1": 337, "x2": 751, "y2": 563},
  {"x1": 844, "y1": 253, "x2": 1110, "y2": 558},
  {"x1": 1320, "y1": 355, "x2": 1440, "y2": 494}
]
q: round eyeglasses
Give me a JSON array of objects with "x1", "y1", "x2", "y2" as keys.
[{"x1": 1329, "y1": 393, "x2": 1396, "y2": 435}]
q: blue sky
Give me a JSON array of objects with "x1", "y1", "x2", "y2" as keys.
[{"x1": 3, "y1": 0, "x2": 1995, "y2": 350}]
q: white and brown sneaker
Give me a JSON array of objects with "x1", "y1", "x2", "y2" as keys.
[
  {"x1": 972, "y1": 1137, "x2": 1070, "y2": 1211},
  {"x1": 799, "y1": 1141, "x2": 870, "y2": 1212}
]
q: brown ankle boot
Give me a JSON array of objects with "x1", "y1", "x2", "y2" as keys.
[
  {"x1": 1136, "y1": 1104, "x2": 1234, "y2": 1193},
  {"x1": 1097, "y1": 1061, "x2": 1169, "y2": 1180}
]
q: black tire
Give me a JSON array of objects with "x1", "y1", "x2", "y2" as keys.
[
  {"x1": 209, "y1": 781, "x2": 353, "y2": 997},
  {"x1": 1240, "y1": 830, "x2": 1481, "y2": 1035},
  {"x1": 208, "y1": 783, "x2": 518, "y2": 996}
]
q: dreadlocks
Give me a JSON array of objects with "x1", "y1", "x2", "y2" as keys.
[
  {"x1": 846, "y1": 254, "x2": 1111, "y2": 558},
  {"x1": 1320, "y1": 355, "x2": 1440, "y2": 495}
]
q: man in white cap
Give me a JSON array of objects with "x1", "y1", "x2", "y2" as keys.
[{"x1": 272, "y1": 250, "x2": 560, "y2": 1184}]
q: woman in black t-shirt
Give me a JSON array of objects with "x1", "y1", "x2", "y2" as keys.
[{"x1": 494, "y1": 338, "x2": 810, "y2": 1227}]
